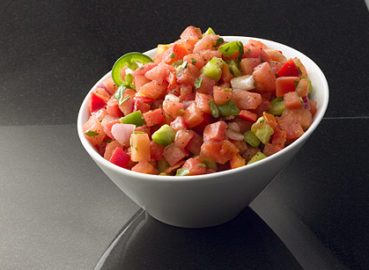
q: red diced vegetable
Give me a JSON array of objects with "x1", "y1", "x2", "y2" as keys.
[
  {"x1": 170, "y1": 116, "x2": 187, "y2": 131},
  {"x1": 131, "y1": 161, "x2": 158, "y2": 174},
  {"x1": 182, "y1": 158, "x2": 207, "y2": 175},
  {"x1": 203, "y1": 121, "x2": 227, "y2": 141},
  {"x1": 276, "y1": 58, "x2": 300, "y2": 77},
  {"x1": 143, "y1": 108, "x2": 165, "y2": 127},
  {"x1": 239, "y1": 110, "x2": 258, "y2": 122},
  {"x1": 284, "y1": 91, "x2": 303, "y2": 109},
  {"x1": 175, "y1": 129, "x2": 195, "y2": 149},
  {"x1": 163, "y1": 144, "x2": 189, "y2": 166},
  {"x1": 89, "y1": 92, "x2": 107, "y2": 113},
  {"x1": 109, "y1": 147, "x2": 130, "y2": 168},
  {"x1": 184, "y1": 103, "x2": 204, "y2": 128},
  {"x1": 150, "y1": 141, "x2": 164, "y2": 160},
  {"x1": 275, "y1": 76, "x2": 300, "y2": 97}
]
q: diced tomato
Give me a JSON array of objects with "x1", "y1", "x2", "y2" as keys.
[
  {"x1": 232, "y1": 89, "x2": 262, "y2": 110},
  {"x1": 180, "y1": 26, "x2": 202, "y2": 40},
  {"x1": 89, "y1": 92, "x2": 107, "y2": 113},
  {"x1": 83, "y1": 116, "x2": 106, "y2": 146},
  {"x1": 132, "y1": 62, "x2": 157, "y2": 76},
  {"x1": 271, "y1": 128, "x2": 287, "y2": 148},
  {"x1": 240, "y1": 58, "x2": 261, "y2": 75},
  {"x1": 263, "y1": 112, "x2": 278, "y2": 129},
  {"x1": 269, "y1": 61, "x2": 283, "y2": 75},
  {"x1": 134, "y1": 75, "x2": 151, "y2": 90},
  {"x1": 200, "y1": 140, "x2": 238, "y2": 164},
  {"x1": 235, "y1": 118, "x2": 253, "y2": 133},
  {"x1": 92, "y1": 108, "x2": 108, "y2": 122},
  {"x1": 150, "y1": 141, "x2": 164, "y2": 160},
  {"x1": 163, "y1": 144, "x2": 189, "y2": 166},
  {"x1": 230, "y1": 153, "x2": 246, "y2": 169},
  {"x1": 263, "y1": 143, "x2": 283, "y2": 156},
  {"x1": 139, "y1": 80, "x2": 167, "y2": 99},
  {"x1": 131, "y1": 160, "x2": 158, "y2": 175},
  {"x1": 254, "y1": 99, "x2": 271, "y2": 117},
  {"x1": 186, "y1": 132, "x2": 203, "y2": 155},
  {"x1": 199, "y1": 49, "x2": 223, "y2": 63},
  {"x1": 244, "y1": 45, "x2": 270, "y2": 62},
  {"x1": 184, "y1": 103, "x2": 204, "y2": 128},
  {"x1": 164, "y1": 160, "x2": 185, "y2": 175},
  {"x1": 145, "y1": 63, "x2": 172, "y2": 83},
  {"x1": 163, "y1": 100, "x2": 184, "y2": 122},
  {"x1": 170, "y1": 116, "x2": 187, "y2": 131},
  {"x1": 213, "y1": 85, "x2": 232, "y2": 105},
  {"x1": 239, "y1": 110, "x2": 258, "y2": 122},
  {"x1": 276, "y1": 58, "x2": 300, "y2": 77},
  {"x1": 130, "y1": 133, "x2": 151, "y2": 162},
  {"x1": 106, "y1": 97, "x2": 123, "y2": 118},
  {"x1": 196, "y1": 74, "x2": 216, "y2": 95},
  {"x1": 252, "y1": 62, "x2": 276, "y2": 92},
  {"x1": 166, "y1": 72, "x2": 179, "y2": 92},
  {"x1": 109, "y1": 147, "x2": 130, "y2": 168},
  {"x1": 133, "y1": 98, "x2": 151, "y2": 113},
  {"x1": 296, "y1": 78, "x2": 309, "y2": 97},
  {"x1": 134, "y1": 125, "x2": 151, "y2": 136},
  {"x1": 246, "y1": 39, "x2": 267, "y2": 49},
  {"x1": 182, "y1": 158, "x2": 207, "y2": 175},
  {"x1": 104, "y1": 140, "x2": 122, "y2": 160},
  {"x1": 179, "y1": 84, "x2": 194, "y2": 101},
  {"x1": 264, "y1": 49, "x2": 287, "y2": 64},
  {"x1": 175, "y1": 129, "x2": 195, "y2": 149},
  {"x1": 143, "y1": 108, "x2": 165, "y2": 127},
  {"x1": 95, "y1": 88, "x2": 111, "y2": 102},
  {"x1": 176, "y1": 63, "x2": 200, "y2": 85},
  {"x1": 103, "y1": 119, "x2": 120, "y2": 139},
  {"x1": 118, "y1": 88, "x2": 136, "y2": 116},
  {"x1": 183, "y1": 53, "x2": 205, "y2": 70},
  {"x1": 281, "y1": 108, "x2": 313, "y2": 130},
  {"x1": 203, "y1": 121, "x2": 227, "y2": 141},
  {"x1": 195, "y1": 92, "x2": 213, "y2": 114},
  {"x1": 134, "y1": 96, "x2": 155, "y2": 104},
  {"x1": 293, "y1": 57, "x2": 308, "y2": 77},
  {"x1": 163, "y1": 43, "x2": 188, "y2": 64},
  {"x1": 277, "y1": 117, "x2": 304, "y2": 141},
  {"x1": 102, "y1": 76, "x2": 118, "y2": 94},
  {"x1": 193, "y1": 34, "x2": 219, "y2": 53},
  {"x1": 275, "y1": 76, "x2": 300, "y2": 97},
  {"x1": 309, "y1": 100, "x2": 317, "y2": 116},
  {"x1": 284, "y1": 91, "x2": 303, "y2": 109},
  {"x1": 221, "y1": 63, "x2": 234, "y2": 83}
]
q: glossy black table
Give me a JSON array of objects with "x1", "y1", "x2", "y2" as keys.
[{"x1": 1, "y1": 0, "x2": 368, "y2": 269}]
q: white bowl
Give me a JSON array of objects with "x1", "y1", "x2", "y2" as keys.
[{"x1": 77, "y1": 36, "x2": 329, "y2": 228}]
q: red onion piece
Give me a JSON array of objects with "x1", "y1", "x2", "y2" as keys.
[{"x1": 302, "y1": 96, "x2": 310, "y2": 110}]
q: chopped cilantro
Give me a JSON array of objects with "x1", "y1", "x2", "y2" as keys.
[
  {"x1": 169, "y1": 52, "x2": 176, "y2": 58},
  {"x1": 197, "y1": 163, "x2": 206, "y2": 168},
  {"x1": 191, "y1": 58, "x2": 197, "y2": 65},
  {"x1": 297, "y1": 66, "x2": 302, "y2": 75},
  {"x1": 133, "y1": 131, "x2": 145, "y2": 134},
  {"x1": 85, "y1": 130, "x2": 99, "y2": 137},
  {"x1": 194, "y1": 77, "x2": 203, "y2": 89},
  {"x1": 222, "y1": 88, "x2": 232, "y2": 92},
  {"x1": 213, "y1": 37, "x2": 224, "y2": 47},
  {"x1": 294, "y1": 80, "x2": 299, "y2": 88}
]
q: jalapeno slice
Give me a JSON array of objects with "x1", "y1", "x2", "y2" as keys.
[{"x1": 112, "y1": 52, "x2": 153, "y2": 86}]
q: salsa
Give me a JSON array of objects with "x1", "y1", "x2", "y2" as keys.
[{"x1": 83, "y1": 26, "x2": 316, "y2": 176}]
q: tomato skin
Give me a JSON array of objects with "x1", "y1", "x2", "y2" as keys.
[
  {"x1": 182, "y1": 158, "x2": 207, "y2": 175},
  {"x1": 240, "y1": 58, "x2": 261, "y2": 75},
  {"x1": 275, "y1": 76, "x2": 300, "y2": 97},
  {"x1": 143, "y1": 108, "x2": 165, "y2": 127},
  {"x1": 163, "y1": 100, "x2": 185, "y2": 122},
  {"x1": 184, "y1": 103, "x2": 204, "y2": 128},
  {"x1": 109, "y1": 147, "x2": 130, "y2": 168},
  {"x1": 139, "y1": 80, "x2": 167, "y2": 99},
  {"x1": 132, "y1": 63, "x2": 157, "y2": 76},
  {"x1": 175, "y1": 129, "x2": 195, "y2": 149},
  {"x1": 186, "y1": 132, "x2": 203, "y2": 155},
  {"x1": 239, "y1": 110, "x2": 258, "y2": 122},
  {"x1": 213, "y1": 86, "x2": 232, "y2": 105},
  {"x1": 133, "y1": 99, "x2": 151, "y2": 113},
  {"x1": 276, "y1": 58, "x2": 300, "y2": 77}
]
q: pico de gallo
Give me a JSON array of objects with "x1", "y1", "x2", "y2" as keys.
[{"x1": 83, "y1": 26, "x2": 317, "y2": 176}]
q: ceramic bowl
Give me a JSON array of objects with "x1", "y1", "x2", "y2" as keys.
[{"x1": 77, "y1": 36, "x2": 329, "y2": 228}]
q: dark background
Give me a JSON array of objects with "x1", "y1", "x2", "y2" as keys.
[{"x1": 1, "y1": 0, "x2": 368, "y2": 269}]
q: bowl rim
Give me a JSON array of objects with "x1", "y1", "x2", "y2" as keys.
[{"x1": 77, "y1": 35, "x2": 329, "y2": 182}]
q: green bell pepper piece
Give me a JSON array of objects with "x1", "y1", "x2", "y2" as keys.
[
  {"x1": 151, "y1": 124, "x2": 175, "y2": 146},
  {"x1": 227, "y1": 60, "x2": 242, "y2": 77},
  {"x1": 244, "y1": 130, "x2": 261, "y2": 148},
  {"x1": 201, "y1": 57, "x2": 224, "y2": 81},
  {"x1": 218, "y1": 41, "x2": 244, "y2": 62},
  {"x1": 203, "y1": 27, "x2": 215, "y2": 35},
  {"x1": 218, "y1": 100, "x2": 240, "y2": 116},
  {"x1": 120, "y1": 111, "x2": 145, "y2": 126},
  {"x1": 251, "y1": 117, "x2": 274, "y2": 144},
  {"x1": 157, "y1": 159, "x2": 170, "y2": 173},
  {"x1": 269, "y1": 97, "x2": 285, "y2": 116},
  {"x1": 247, "y1": 151, "x2": 267, "y2": 164}
]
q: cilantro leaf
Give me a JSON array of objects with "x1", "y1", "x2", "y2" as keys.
[
  {"x1": 85, "y1": 130, "x2": 99, "y2": 137},
  {"x1": 194, "y1": 77, "x2": 203, "y2": 89}
]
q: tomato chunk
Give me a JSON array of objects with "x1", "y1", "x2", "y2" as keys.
[
  {"x1": 89, "y1": 92, "x2": 107, "y2": 113},
  {"x1": 203, "y1": 121, "x2": 227, "y2": 141},
  {"x1": 175, "y1": 129, "x2": 195, "y2": 149},
  {"x1": 143, "y1": 108, "x2": 165, "y2": 127},
  {"x1": 275, "y1": 76, "x2": 300, "y2": 97},
  {"x1": 184, "y1": 103, "x2": 204, "y2": 128},
  {"x1": 277, "y1": 58, "x2": 300, "y2": 77},
  {"x1": 130, "y1": 133, "x2": 151, "y2": 162},
  {"x1": 109, "y1": 147, "x2": 130, "y2": 168},
  {"x1": 284, "y1": 91, "x2": 303, "y2": 109},
  {"x1": 163, "y1": 144, "x2": 189, "y2": 166},
  {"x1": 182, "y1": 158, "x2": 207, "y2": 175},
  {"x1": 132, "y1": 161, "x2": 158, "y2": 175}
]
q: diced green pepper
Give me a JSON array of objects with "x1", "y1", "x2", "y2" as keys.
[
  {"x1": 269, "y1": 97, "x2": 285, "y2": 116},
  {"x1": 176, "y1": 168, "x2": 190, "y2": 176},
  {"x1": 151, "y1": 124, "x2": 175, "y2": 146},
  {"x1": 202, "y1": 158, "x2": 217, "y2": 170},
  {"x1": 247, "y1": 151, "x2": 267, "y2": 164},
  {"x1": 157, "y1": 159, "x2": 170, "y2": 173},
  {"x1": 227, "y1": 60, "x2": 242, "y2": 77},
  {"x1": 208, "y1": 100, "x2": 220, "y2": 118},
  {"x1": 218, "y1": 41, "x2": 244, "y2": 61},
  {"x1": 244, "y1": 130, "x2": 261, "y2": 147},
  {"x1": 201, "y1": 57, "x2": 224, "y2": 81},
  {"x1": 204, "y1": 27, "x2": 215, "y2": 35},
  {"x1": 251, "y1": 117, "x2": 274, "y2": 144},
  {"x1": 218, "y1": 100, "x2": 240, "y2": 116},
  {"x1": 120, "y1": 111, "x2": 145, "y2": 126}
]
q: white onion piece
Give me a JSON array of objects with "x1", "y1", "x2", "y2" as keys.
[
  {"x1": 230, "y1": 75, "x2": 255, "y2": 90},
  {"x1": 111, "y1": 124, "x2": 136, "y2": 146},
  {"x1": 226, "y1": 129, "x2": 244, "y2": 141},
  {"x1": 228, "y1": 122, "x2": 240, "y2": 132},
  {"x1": 164, "y1": 94, "x2": 180, "y2": 102}
]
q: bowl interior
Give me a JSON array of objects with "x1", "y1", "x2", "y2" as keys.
[{"x1": 77, "y1": 36, "x2": 329, "y2": 181}]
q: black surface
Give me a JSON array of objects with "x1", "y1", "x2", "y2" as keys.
[
  {"x1": 97, "y1": 209, "x2": 303, "y2": 270},
  {"x1": 1, "y1": 0, "x2": 369, "y2": 269}
]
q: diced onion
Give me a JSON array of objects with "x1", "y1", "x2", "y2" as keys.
[
  {"x1": 164, "y1": 94, "x2": 180, "y2": 102},
  {"x1": 230, "y1": 75, "x2": 255, "y2": 90},
  {"x1": 226, "y1": 129, "x2": 244, "y2": 141},
  {"x1": 302, "y1": 96, "x2": 310, "y2": 110},
  {"x1": 228, "y1": 122, "x2": 240, "y2": 132}
]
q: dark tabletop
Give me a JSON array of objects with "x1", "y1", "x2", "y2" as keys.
[{"x1": 1, "y1": 0, "x2": 368, "y2": 269}]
